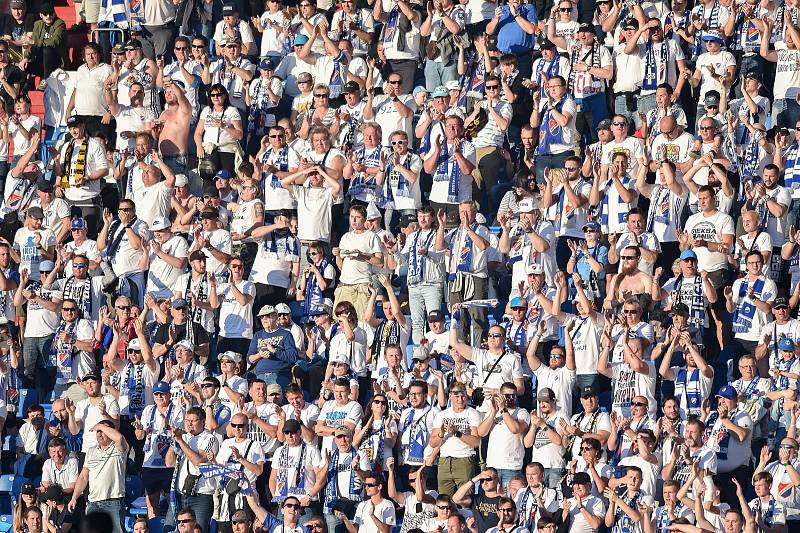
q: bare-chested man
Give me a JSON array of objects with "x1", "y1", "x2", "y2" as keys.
[
  {"x1": 157, "y1": 78, "x2": 192, "y2": 176},
  {"x1": 605, "y1": 246, "x2": 653, "y2": 309}
]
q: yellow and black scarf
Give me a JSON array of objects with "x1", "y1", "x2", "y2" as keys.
[{"x1": 61, "y1": 138, "x2": 89, "y2": 188}]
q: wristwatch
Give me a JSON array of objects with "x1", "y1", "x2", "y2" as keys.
[{"x1": 454, "y1": 430, "x2": 463, "y2": 438}]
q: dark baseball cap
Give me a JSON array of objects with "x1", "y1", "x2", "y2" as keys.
[
  {"x1": 283, "y1": 419, "x2": 301, "y2": 433},
  {"x1": 580, "y1": 385, "x2": 598, "y2": 398},
  {"x1": 428, "y1": 309, "x2": 445, "y2": 322},
  {"x1": 774, "y1": 297, "x2": 789, "y2": 309},
  {"x1": 671, "y1": 302, "x2": 690, "y2": 317}
]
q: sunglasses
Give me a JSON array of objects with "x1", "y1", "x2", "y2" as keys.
[
  {"x1": 480, "y1": 478, "x2": 494, "y2": 483},
  {"x1": 177, "y1": 520, "x2": 194, "y2": 524},
  {"x1": 364, "y1": 482, "x2": 379, "y2": 488},
  {"x1": 73, "y1": 263, "x2": 88, "y2": 268},
  {"x1": 621, "y1": 255, "x2": 638, "y2": 260},
  {"x1": 780, "y1": 444, "x2": 797, "y2": 449},
  {"x1": 631, "y1": 401, "x2": 647, "y2": 407},
  {"x1": 437, "y1": 505, "x2": 451, "y2": 510},
  {"x1": 284, "y1": 502, "x2": 300, "y2": 509},
  {"x1": 487, "y1": 333, "x2": 504, "y2": 338},
  {"x1": 192, "y1": 44, "x2": 205, "y2": 48},
  {"x1": 612, "y1": 121, "x2": 626, "y2": 126},
  {"x1": 174, "y1": 46, "x2": 188, "y2": 50},
  {"x1": 388, "y1": 80, "x2": 402, "y2": 85},
  {"x1": 210, "y1": 93, "x2": 224, "y2": 97},
  {"x1": 451, "y1": 390, "x2": 467, "y2": 396},
  {"x1": 549, "y1": 353, "x2": 563, "y2": 358},
  {"x1": 116, "y1": 305, "x2": 130, "y2": 310},
  {"x1": 127, "y1": 348, "x2": 141, "y2": 353},
  {"x1": 283, "y1": 429, "x2": 300, "y2": 434},
  {"x1": 623, "y1": 309, "x2": 639, "y2": 314},
  {"x1": 391, "y1": 140, "x2": 406, "y2": 145},
  {"x1": 314, "y1": 93, "x2": 329, "y2": 97},
  {"x1": 62, "y1": 307, "x2": 77, "y2": 312},
  {"x1": 559, "y1": 6, "x2": 571, "y2": 10},
  {"x1": 269, "y1": 134, "x2": 283, "y2": 138},
  {"x1": 485, "y1": 85, "x2": 499, "y2": 90},
  {"x1": 373, "y1": 399, "x2": 387, "y2": 405}
]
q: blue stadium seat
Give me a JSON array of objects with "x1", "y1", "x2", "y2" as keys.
[
  {"x1": 0, "y1": 515, "x2": 12, "y2": 533},
  {"x1": 17, "y1": 390, "x2": 38, "y2": 419},
  {"x1": 0, "y1": 475, "x2": 14, "y2": 493},
  {"x1": 125, "y1": 475, "x2": 144, "y2": 503}
]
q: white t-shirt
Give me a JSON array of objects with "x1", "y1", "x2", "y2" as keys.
[
  {"x1": 9, "y1": 115, "x2": 41, "y2": 156},
  {"x1": 548, "y1": 179, "x2": 593, "y2": 238},
  {"x1": 271, "y1": 442, "x2": 324, "y2": 501},
  {"x1": 318, "y1": 400, "x2": 363, "y2": 452},
  {"x1": 433, "y1": 407, "x2": 482, "y2": 458},
  {"x1": 114, "y1": 105, "x2": 156, "y2": 151},
  {"x1": 533, "y1": 364, "x2": 577, "y2": 418},
  {"x1": 471, "y1": 348, "x2": 524, "y2": 391},
  {"x1": 426, "y1": 139, "x2": 477, "y2": 204},
  {"x1": 773, "y1": 41, "x2": 800, "y2": 100},
  {"x1": 564, "y1": 495, "x2": 606, "y2": 533},
  {"x1": 146, "y1": 235, "x2": 189, "y2": 298},
  {"x1": 684, "y1": 210, "x2": 735, "y2": 272},
  {"x1": 130, "y1": 180, "x2": 172, "y2": 227},
  {"x1": 354, "y1": 499, "x2": 396, "y2": 533},
  {"x1": 294, "y1": 185, "x2": 335, "y2": 243},
  {"x1": 200, "y1": 106, "x2": 243, "y2": 152},
  {"x1": 704, "y1": 409, "x2": 753, "y2": 473},
  {"x1": 371, "y1": 94, "x2": 417, "y2": 146},
  {"x1": 216, "y1": 280, "x2": 256, "y2": 338},
  {"x1": 484, "y1": 407, "x2": 530, "y2": 470},
  {"x1": 339, "y1": 230, "x2": 382, "y2": 285},
  {"x1": 568, "y1": 43, "x2": 612, "y2": 98},
  {"x1": 472, "y1": 101, "x2": 513, "y2": 149},
  {"x1": 75, "y1": 395, "x2": 121, "y2": 452},
  {"x1": 695, "y1": 50, "x2": 736, "y2": 101},
  {"x1": 13, "y1": 226, "x2": 56, "y2": 281},
  {"x1": 526, "y1": 413, "x2": 567, "y2": 468},
  {"x1": 731, "y1": 276, "x2": 777, "y2": 342}
]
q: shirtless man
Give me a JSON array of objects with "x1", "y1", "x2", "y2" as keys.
[
  {"x1": 157, "y1": 78, "x2": 192, "y2": 176},
  {"x1": 605, "y1": 246, "x2": 653, "y2": 309}
]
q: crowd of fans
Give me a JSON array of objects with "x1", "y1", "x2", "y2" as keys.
[{"x1": 0, "y1": 0, "x2": 799, "y2": 531}]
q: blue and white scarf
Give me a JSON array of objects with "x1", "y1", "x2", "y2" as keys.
[
  {"x1": 676, "y1": 367, "x2": 703, "y2": 417},
  {"x1": 537, "y1": 95, "x2": 568, "y2": 156},
  {"x1": 732, "y1": 278, "x2": 765, "y2": 333},
  {"x1": 407, "y1": 230, "x2": 436, "y2": 286},
  {"x1": 672, "y1": 274, "x2": 706, "y2": 332},
  {"x1": 273, "y1": 442, "x2": 307, "y2": 502},
  {"x1": 323, "y1": 448, "x2": 362, "y2": 513},
  {"x1": 348, "y1": 146, "x2": 382, "y2": 199},
  {"x1": 447, "y1": 224, "x2": 478, "y2": 282},
  {"x1": 642, "y1": 41, "x2": 669, "y2": 92},
  {"x1": 262, "y1": 146, "x2": 290, "y2": 190},
  {"x1": 434, "y1": 141, "x2": 461, "y2": 204},
  {"x1": 304, "y1": 259, "x2": 329, "y2": 316},
  {"x1": 402, "y1": 407, "x2": 430, "y2": 464},
  {"x1": 50, "y1": 320, "x2": 78, "y2": 382}
]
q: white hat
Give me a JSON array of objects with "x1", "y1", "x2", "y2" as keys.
[
  {"x1": 526, "y1": 264, "x2": 544, "y2": 275},
  {"x1": 329, "y1": 352, "x2": 350, "y2": 365},
  {"x1": 275, "y1": 303, "x2": 291, "y2": 314},
  {"x1": 445, "y1": 80, "x2": 460, "y2": 91},
  {"x1": 174, "y1": 174, "x2": 189, "y2": 187},
  {"x1": 366, "y1": 201, "x2": 382, "y2": 220},
  {"x1": 518, "y1": 198, "x2": 539, "y2": 213},
  {"x1": 219, "y1": 351, "x2": 242, "y2": 363},
  {"x1": 128, "y1": 338, "x2": 141, "y2": 351},
  {"x1": 258, "y1": 305, "x2": 277, "y2": 316},
  {"x1": 176, "y1": 339, "x2": 195, "y2": 351},
  {"x1": 150, "y1": 217, "x2": 170, "y2": 232}
]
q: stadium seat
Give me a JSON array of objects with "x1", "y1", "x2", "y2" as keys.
[
  {"x1": 148, "y1": 517, "x2": 165, "y2": 533},
  {"x1": 125, "y1": 475, "x2": 144, "y2": 503},
  {"x1": 17, "y1": 389, "x2": 38, "y2": 418},
  {"x1": 0, "y1": 515, "x2": 12, "y2": 533}
]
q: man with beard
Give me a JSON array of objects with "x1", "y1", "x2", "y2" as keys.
[
  {"x1": 599, "y1": 325, "x2": 657, "y2": 420},
  {"x1": 661, "y1": 417, "x2": 716, "y2": 485},
  {"x1": 453, "y1": 468, "x2": 504, "y2": 533},
  {"x1": 498, "y1": 198, "x2": 557, "y2": 298},
  {"x1": 725, "y1": 251, "x2": 777, "y2": 357},
  {"x1": 157, "y1": 77, "x2": 193, "y2": 175},
  {"x1": 269, "y1": 419, "x2": 325, "y2": 518},
  {"x1": 655, "y1": 250, "x2": 717, "y2": 345},
  {"x1": 49, "y1": 253, "x2": 103, "y2": 325},
  {"x1": 522, "y1": 396, "x2": 567, "y2": 490},
  {"x1": 605, "y1": 246, "x2": 653, "y2": 308},
  {"x1": 250, "y1": 211, "x2": 300, "y2": 312},
  {"x1": 104, "y1": 81, "x2": 156, "y2": 156},
  {"x1": 608, "y1": 209, "x2": 660, "y2": 276},
  {"x1": 745, "y1": 164, "x2": 792, "y2": 281},
  {"x1": 97, "y1": 199, "x2": 149, "y2": 307}
]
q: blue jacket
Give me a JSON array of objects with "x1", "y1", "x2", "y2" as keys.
[{"x1": 248, "y1": 328, "x2": 298, "y2": 375}]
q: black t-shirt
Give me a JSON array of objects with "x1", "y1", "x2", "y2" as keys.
[
  {"x1": 0, "y1": 13, "x2": 36, "y2": 43},
  {"x1": 0, "y1": 63, "x2": 24, "y2": 112},
  {"x1": 47, "y1": 505, "x2": 74, "y2": 530},
  {"x1": 153, "y1": 320, "x2": 210, "y2": 347},
  {"x1": 508, "y1": 74, "x2": 532, "y2": 127},
  {"x1": 471, "y1": 494, "x2": 501, "y2": 533}
]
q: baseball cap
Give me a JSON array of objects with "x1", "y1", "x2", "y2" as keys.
[
  {"x1": 526, "y1": 264, "x2": 544, "y2": 275},
  {"x1": 537, "y1": 388, "x2": 556, "y2": 402},
  {"x1": 577, "y1": 22, "x2": 595, "y2": 34},
  {"x1": 518, "y1": 198, "x2": 538, "y2": 213},
  {"x1": 744, "y1": 70, "x2": 762, "y2": 82},
  {"x1": 671, "y1": 302, "x2": 690, "y2": 317},
  {"x1": 26, "y1": 206, "x2": 44, "y2": 219},
  {"x1": 294, "y1": 34, "x2": 310, "y2": 46},
  {"x1": 124, "y1": 39, "x2": 143, "y2": 50},
  {"x1": 153, "y1": 381, "x2": 170, "y2": 394},
  {"x1": 704, "y1": 91, "x2": 721, "y2": 107},
  {"x1": 20, "y1": 482, "x2": 36, "y2": 495},
  {"x1": 267, "y1": 383, "x2": 283, "y2": 395},
  {"x1": 716, "y1": 385, "x2": 737, "y2": 400},
  {"x1": 222, "y1": 3, "x2": 237, "y2": 14},
  {"x1": 297, "y1": 71, "x2": 313, "y2": 84},
  {"x1": 622, "y1": 18, "x2": 639, "y2": 29},
  {"x1": 260, "y1": 57, "x2": 277, "y2": 70},
  {"x1": 412, "y1": 345, "x2": 429, "y2": 361},
  {"x1": 82, "y1": 369, "x2": 102, "y2": 382},
  {"x1": 174, "y1": 174, "x2": 189, "y2": 187},
  {"x1": 149, "y1": 217, "x2": 171, "y2": 232},
  {"x1": 510, "y1": 297, "x2": 528, "y2": 309},
  {"x1": 445, "y1": 80, "x2": 460, "y2": 92},
  {"x1": 583, "y1": 221, "x2": 601, "y2": 232},
  {"x1": 432, "y1": 85, "x2": 448, "y2": 98},
  {"x1": 775, "y1": 297, "x2": 789, "y2": 309},
  {"x1": 258, "y1": 304, "x2": 277, "y2": 316},
  {"x1": 342, "y1": 81, "x2": 360, "y2": 94},
  {"x1": 70, "y1": 217, "x2": 86, "y2": 230},
  {"x1": 413, "y1": 86, "x2": 428, "y2": 96},
  {"x1": 275, "y1": 303, "x2": 292, "y2": 315},
  {"x1": 702, "y1": 29, "x2": 724, "y2": 43},
  {"x1": 428, "y1": 309, "x2": 445, "y2": 322},
  {"x1": 597, "y1": 118, "x2": 612, "y2": 131},
  {"x1": 66, "y1": 115, "x2": 84, "y2": 127},
  {"x1": 176, "y1": 339, "x2": 195, "y2": 351},
  {"x1": 219, "y1": 351, "x2": 242, "y2": 363},
  {"x1": 780, "y1": 338, "x2": 796, "y2": 351},
  {"x1": 39, "y1": 260, "x2": 55, "y2": 272},
  {"x1": 10, "y1": 0, "x2": 25, "y2": 8},
  {"x1": 231, "y1": 511, "x2": 251, "y2": 524},
  {"x1": 171, "y1": 298, "x2": 189, "y2": 309},
  {"x1": 334, "y1": 426, "x2": 353, "y2": 437},
  {"x1": 680, "y1": 249, "x2": 698, "y2": 261},
  {"x1": 540, "y1": 39, "x2": 557, "y2": 51},
  {"x1": 214, "y1": 169, "x2": 232, "y2": 180},
  {"x1": 128, "y1": 338, "x2": 141, "y2": 351},
  {"x1": 112, "y1": 43, "x2": 125, "y2": 54},
  {"x1": 283, "y1": 419, "x2": 302, "y2": 433},
  {"x1": 580, "y1": 385, "x2": 598, "y2": 398}
]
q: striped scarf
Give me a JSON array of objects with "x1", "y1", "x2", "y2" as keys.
[{"x1": 62, "y1": 138, "x2": 88, "y2": 189}]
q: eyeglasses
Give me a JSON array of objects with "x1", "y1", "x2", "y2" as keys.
[
  {"x1": 175, "y1": 46, "x2": 188, "y2": 50},
  {"x1": 284, "y1": 502, "x2": 300, "y2": 509},
  {"x1": 580, "y1": 446, "x2": 594, "y2": 451},
  {"x1": 73, "y1": 263, "x2": 88, "y2": 268},
  {"x1": 559, "y1": 7, "x2": 571, "y2": 11},
  {"x1": 177, "y1": 520, "x2": 194, "y2": 524},
  {"x1": 388, "y1": 80, "x2": 402, "y2": 85},
  {"x1": 621, "y1": 255, "x2": 638, "y2": 260},
  {"x1": 231, "y1": 423, "x2": 247, "y2": 428},
  {"x1": 308, "y1": 525, "x2": 324, "y2": 530},
  {"x1": 612, "y1": 121, "x2": 626, "y2": 126},
  {"x1": 62, "y1": 307, "x2": 77, "y2": 312},
  {"x1": 487, "y1": 333, "x2": 504, "y2": 338},
  {"x1": 391, "y1": 140, "x2": 406, "y2": 145},
  {"x1": 485, "y1": 85, "x2": 499, "y2": 90}
]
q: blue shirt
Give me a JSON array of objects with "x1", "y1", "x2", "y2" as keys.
[
  {"x1": 248, "y1": 328, "x2": 298, "y2": 375},
  {"x1": 495, "y1": 4, "x2": 538, "y2": 54}
]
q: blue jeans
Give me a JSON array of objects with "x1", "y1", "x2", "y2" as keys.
[
  {"x1": 325, "y1": 512, "x2": 348, "y2": 533},
  {"x1": 255, "y1": 370, "x2": 292, "y2": 389},
  {"x1": 575, "y1": 93, "x2": 609, "y2": 148},
  {"x1": 423, "y1": 60, "x2": 459, "y2": 92},
  {"x1": 638, "y1": 92, "x2": 658, "y2": 116},
  {"x1": 118, "y1": 271, "x2": 145, "y2": 308},
  {"x1": 408, "y1": 284, "x2": 444, "y2": 344},
  {"x1": 184, "y1": 494, "x2": 214, "y2": 533},
  {"x1": 534, "y1": 151, "x2": 573, "y2": 185},
  {"x1": 613, "y1": 93, "x2": 639, "y2": 132},
  {"x1": 496, "y1": 468, "x2": 520, "y2": 491},
  {"x1": 161, "y1": 154, "x2": 188, "y2": 175},
  {"x1": 543, "y1": 468, "x2": 564, "y2": 489},
  {"x1": 87, "y1": 498, "x2": 125, "y2": 533},
  {"x1": 23, "y1": 334, "x2": 54, "y2": 400},
  {"x1": 775, "y1": 98, "x2": 800, "y2": 129}
]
